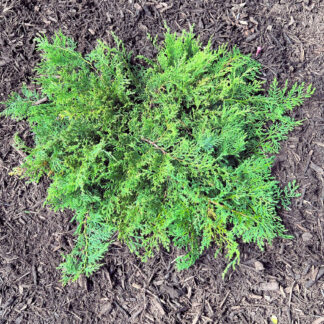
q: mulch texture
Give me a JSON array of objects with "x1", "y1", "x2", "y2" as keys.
[{"x1": 0, "y1": 1, "x2": 323, "y2": 323}]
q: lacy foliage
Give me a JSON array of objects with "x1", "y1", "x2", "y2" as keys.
[{"x1": 3, "y1": 29, "x2": 314, "y2": 284}]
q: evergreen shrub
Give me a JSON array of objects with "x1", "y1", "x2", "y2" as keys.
[{"x1": 2, "y1": 28, "x2": 314, "y2": 284}]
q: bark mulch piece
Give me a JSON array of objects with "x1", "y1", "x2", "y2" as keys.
[{"x1": 1, "y1": 1, "x2": 323, "y2": 323}]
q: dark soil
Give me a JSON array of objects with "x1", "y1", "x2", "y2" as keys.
[{"x1": 0, "y1": 1, "x2": 323, "y2": 323}]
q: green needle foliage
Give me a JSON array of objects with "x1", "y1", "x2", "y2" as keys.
[{"x1": 2, "y1": 28, "x2": 314, "y2": 284}]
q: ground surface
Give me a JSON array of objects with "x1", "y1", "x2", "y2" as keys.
[{"x1": 0, "y1": 1, "x2": 323, "y2": 323}]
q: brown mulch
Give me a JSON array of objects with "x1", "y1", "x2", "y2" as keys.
[{"x1": 0, "y1": 1, "x2": 323, "y2": 323}]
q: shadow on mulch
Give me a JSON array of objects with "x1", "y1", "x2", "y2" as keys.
[{"x1": 0, "y1": 1, "x2": 323, "y2": 323}]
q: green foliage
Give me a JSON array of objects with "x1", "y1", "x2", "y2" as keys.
[{"x1": 2, "y1": 28, "x2": 314, "y2": 284}]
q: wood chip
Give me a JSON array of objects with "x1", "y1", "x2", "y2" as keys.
[
  {"x1": 279, "y1": 285, "x2": 286, "y2": 298},
  {"x1": 316, "y1": 268, "x2": 324, "y2": 281},
  {"x1": 0, "y1": 60, "x2": 10, "y2": 67},
  {"x1": 314, "y1": 141, "x2": 324, "y2": 148},
  {"x1": 303, "y1": 150, "x2": 314, "y2": 174},
  {"x1": 155, "y1": 3, "x2": 167, "y2": 10},
  {"x1": 42, "y1": 17, "x2": 51, "y2": 25},
  {"x1": 254, "y1": 261, "x2": 265, "y2": 271},
  {"x1": 160, "y1": 3, "x2": 173, "y2": 13},
  {"x1": 301, "y1": 232, "x2": 313, "y2": 242},
  {"x1": 303, "y1": 3, "x2": 315, "y2": 11},
  {"x1": 151, "y1": 298, "x2": 165, "y2": 317},
  {"x1": 187, "y1": 285, "x2": 192, "y2": 299},
  {"x1": 99, "y1": 302, "x2": 112, "y2": 316},
  {"x1": 259, "y1": 281, "x2": 279, "y2": 291},
  {"x1": 288, "y1": 16, "x2": 295, "y2": 26},
  {"x1": 161, "y1": 285, "x2": 180, "y2": 299},
  {"x1": 132, "y1": 283, "x2": 142, "y2": 290},
  {"x1": 48, "y1": 16, "x2": 58, "y2": 23},
  {"x1": 249, "y1": 293, "x2": 262, "y2": 299},
  {"x1": 311, "y1": 267, "x2": 319, "y2": 281},
  {"x1": 312, "y1": 317, "x2": 324, "y2": 324},
  {"x1": 113, "y1": 300, "x2": 130, "y2": 318},
  {"x1": 0, "y1": 252, "x2": 19, "y2": 263},
  {"x1": 134, "y1": 3, "x2": 142, "y2": 11},
  {"x1": 300, "y1": 44, "x2": 305, "y2": 61},
  {"x1": 249, "y1": 17, "x2": 258, "y2": 25},
  {"x1": 138, "y1": 23, "x2": 148, "y2": 32},
  {"x1": 33, "y1": 96, "x2": 48, "y2": 105},
  {"x1": 232, "y1": 3, "x2": 246, "y2": 10},
  {"x1": 246, "y1": 32, "x2": 259, "y2": 42},
  {"x1": 192, "y1": 313, "x2": 200, "y2": 324},
  {"x1": 310, "y1": 162, "x2": 324, "y2": 175},
  {"x1": 31, "y1": 264, "x2": 37, "y2": 285}
]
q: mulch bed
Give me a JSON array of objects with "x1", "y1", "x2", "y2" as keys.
[{"x1": 0, "y1": 1, "x2": 323, "y2": 323}]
